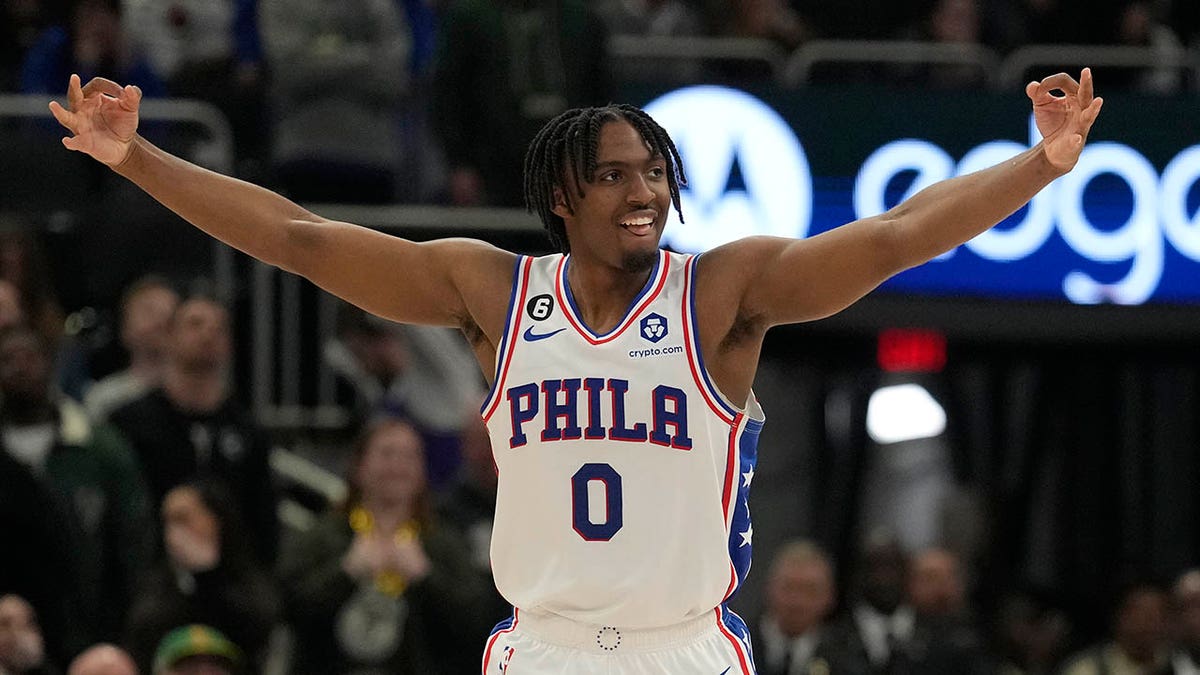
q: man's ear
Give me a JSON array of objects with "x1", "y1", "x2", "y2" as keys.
[{"x1": 550, "y1": 186, "x2": 572, "y2": 219}]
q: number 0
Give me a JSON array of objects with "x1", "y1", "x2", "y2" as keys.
[{"x1": 571, "y1": 463, "x2": 622, "y2": 541}]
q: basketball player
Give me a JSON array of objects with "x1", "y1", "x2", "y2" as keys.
[{"x1": 48, "y1": 69, "x2": 1102, "y2": 674}]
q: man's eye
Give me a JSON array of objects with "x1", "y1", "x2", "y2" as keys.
[
  {"x1": 648, "y1": 167, "x2": 665, "y2": 178},
  {"x1": 601, "y1": 171, "x2": 620, "y2": 182}
]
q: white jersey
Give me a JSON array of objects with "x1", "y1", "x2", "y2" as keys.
[{"x1": 481, "y1": 249, "x2": 764, "y2": 628}]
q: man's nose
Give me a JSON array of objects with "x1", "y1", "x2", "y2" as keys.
[{"x1": 627, "y1": 173, "x2": 654, "y2": 205}]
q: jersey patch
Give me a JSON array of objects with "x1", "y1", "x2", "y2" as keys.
[
  {"x1": 639, "y1": 312, "x2": 669, "y2": 342},
  {"x1": 527, "y1": 294, "x2": 554, "y2": 321}
]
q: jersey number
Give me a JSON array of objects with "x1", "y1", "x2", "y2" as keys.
[{"x1": 571, "y1": 463, "x2": 623, "y2": 541}]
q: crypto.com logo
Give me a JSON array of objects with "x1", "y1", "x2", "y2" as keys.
[{"x1": 643, "y1": 86, "x2": 812, "y2": 252}]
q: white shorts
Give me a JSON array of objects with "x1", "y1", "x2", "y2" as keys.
[{"x1": 480, "y1": 605, "x2": 757, "y2": 674}]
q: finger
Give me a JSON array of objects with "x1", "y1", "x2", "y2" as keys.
[
  {"x1": 48, "y1": 100, "x2": 76, "y2": 131},
  {"x1": 1078, "y1": 67, "x2": 1094, "y2": 105},
  {"x1": 1025, "y1": 80, "x2": 1039, "y2": 102},
  {"x1": 118, "y1": 84, "x2": 142, "y2": 112},
  {"x1": 1037, "y1": 72, "x2": 1080, "y2": 98},
  {"x1": 80, "y1": 76, "x2": 125, "y2": 99},
  {"x1": 67, "y1": 73, "x2": 83, "y2": 111},
  {"x1": 1080, "y1": 97, "x2": 1104, "y2": 132},
  {"x1": 62, "y1": 135, "x2": 82, "y2": 152}
]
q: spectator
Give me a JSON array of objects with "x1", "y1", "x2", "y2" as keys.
[
  {"x1": 258, "y1": 0, "x2": 410, "y2": 203},
  {"x1": 151, "y1": 625, "x2": 240, "y2": 675},
  {"x1": 0, "y1": 280, "x2": 24, "y2": 330},
  {"x1": 1, "y1": 0, "x2": 61, "y2": 92},
  {"x1": 432, "y1": 0, "x2": 610, "y2": 207},
  {"x1": 594, "y1": 0, "x2": 706, "y2": 83},
  {"x1": 325, "y1": 305, "x2": 485, "y2": 488},
  {"x1": 1112, "y1": 0, "x2": 1184, "y2": 94},
  {"x1": 594, "y1": 0, "x2": 704, "y2": 36},
  {"x1": 1060, "y1": 583, "x2": 1173, "y2": 675},
  {"x1": 895, "y1": 0, "x2": 989, "y2": 88},
  {"x1": 67, "y1": 644, "x2": 137, "y2": 675},
  {"x1": 125, "y1": 481, "x2": 279, "y2": 674},
  {"x1": 709, "y1": 0, "x2": 811, "y2": 50},
  {"x1": 0, "y1": 595, "x2": 55, "y2": 675},
  {"x1": 84, "y1": 276, "x2": 179, "y2": 421},
  {"x1": 0, "y1": 227, "x2": 91, "y2": 401},
  {"x1": 0, "y1": 324, "x2": 154, "y2": 644},
  {"x1": 436, "y1": 414, "x2": 508, "y2": 633},
  {"x1": 109, "y1": 293, "x2": 279, "y2": 563},
  {"x1": 905, "y1": 547, "x2": 991, "y2": 674},
  {"x1": 907, "y1": 547, "x2": 967, "y2": 619},
  {"x1": 0, "y1": 452, "x2": 79, "y2": 664},
  {"x1": 18, "y1": 0, "x2": 166, "y2": 98},
  {"x1": 279, "y1": 418, "x2": 486, "y2": 674},
  {"x1": 1171, "y1": 569, "x2": 1200, "y2": 674},
  {"x1": 119, "y1": 0, "x2": 267, "y2": 172},
  {"x1": 828, "y1": 532, "x2": 915, "y2": 672},
  {"x1": 984, "y1": 0, "x2": 1123, "y2": 52},
  {"x1": 993, "y1": 591, "x2": 1073, "y2": 675},
  {"x1": 0, "y1": 230, "x2": 61, "y2": 347},
  {"x1": 752, "y1": 540, "x2": 868, "y2": 675}
]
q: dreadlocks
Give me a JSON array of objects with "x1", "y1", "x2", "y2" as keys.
[{"x1": 523, "y1": 105, "x2": 687, "y2": 254}]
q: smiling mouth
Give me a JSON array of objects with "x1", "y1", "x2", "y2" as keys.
[{"x1": 620, "y1": 213, "x2": 657, "y2": 236}]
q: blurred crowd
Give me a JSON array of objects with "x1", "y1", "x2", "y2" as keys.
[
  {"x1": 2, "y1": 0, "x2": 1200, "y2": 673},
  {"x1": 3, "y1": 0, "x2": 1199, "y2": 206}
]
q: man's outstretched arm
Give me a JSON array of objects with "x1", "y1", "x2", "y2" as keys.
[
  {"x1": 49, "y1": 75, "x2": 514, "y2": 332},
  {"x1": 704, "y1": 69, "x2": 1104, "y2": 328}
]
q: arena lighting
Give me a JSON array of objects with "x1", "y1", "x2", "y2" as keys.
[
  {"x1": 866, "y1": 383, "x2": 948, "y2": 445},
  {"x1": 877, "y1": 328, "x2": 947, "y2": 373}
]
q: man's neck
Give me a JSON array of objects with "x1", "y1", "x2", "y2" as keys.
[
  {"x1": 565, "y1": 258, "x2": 655, "y2": 334},
  {"x1": 163, "y1": 365, "x2": 226, "y2": 413}
]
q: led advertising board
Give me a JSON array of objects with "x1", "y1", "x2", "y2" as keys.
[{"x1": 638, "y1": 85, "x2": 1200, "y2": 308}]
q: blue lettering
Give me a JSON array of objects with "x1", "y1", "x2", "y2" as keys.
[
  {"x1": 541, "y1": 378, "x2": 583, "y2": 442},
  {"x1": 607, "y1": 378, "x2": 648, "y2": 442},
  {"x1": 505, "y1": 377, "x2": 691, "y2": 449},
  {"x1": 506, "y1": 383, "x2": 538, "y2": 448},
  {"x1": 582, "y1": 378, "x2": 606, "y2": 439},
  {"x1": 650, "y1": 385, "x2": 693, "y2": 450}
]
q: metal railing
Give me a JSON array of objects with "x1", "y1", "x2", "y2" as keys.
[
  {"x1": 607, "y1": 34, "x2": 787, "y2": 81},
  {"x1": 606, "y1": 37, "x2": 1199, "y2": 91},
  {"x1": 998, "y1": 43, "x2": 1197, "y2": 88},
  {"x1": 780, "y1": 39, "x2": 1002, "y2": 88}
]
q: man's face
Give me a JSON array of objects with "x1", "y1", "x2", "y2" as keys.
[
  {"x1": 169, "y1": 299, "x2": 231, "y2": 372},
  {"x1": 1174, "y1": 572, "x2": 1200, "y2": 645},
  {"x1": 0, "y1": 595, "x2": 44, "y2": 672},
  {"x1": 1116, "y1": 589, "x2": 1168, "y2": 663},
  {"x1": 0, "y1": 331, "x2": 50, "y2": 405},
  {"x1": 908, "y1": 549, "x2": 965, "y2": 618},
  {"x1": 556, "y1": 120, "x2": 671, "y2": 274},
  {"x1": 122, "y1": 285, "x2": 179, "y2": 356},
  {"x1": 767, "y1": 557, "x2": 835, "y2": 637}
]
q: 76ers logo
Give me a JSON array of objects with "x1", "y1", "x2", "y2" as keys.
[
  {"x1": 640, "y1": 313, "x2": 668, "y2": 343},
  {"x1": 498, "y1": 645, "x2": 515, "y2": 671}
]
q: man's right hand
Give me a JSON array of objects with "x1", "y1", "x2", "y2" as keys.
[{"x1": 48, "y1": 73, "x2": 142, "y2": 167}]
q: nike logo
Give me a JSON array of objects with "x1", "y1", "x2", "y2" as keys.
[
  {"x1": 718, "y1": 668, "x2": 731, "y2": 675},
  {"x1": 523, "y1": 326, "x2": 566, "y2": 342}
]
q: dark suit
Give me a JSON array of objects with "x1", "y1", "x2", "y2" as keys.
[{"x1": 752, "y1": 621, "x2": 872, "y2": 675}]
